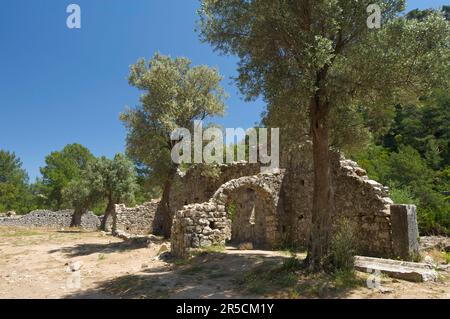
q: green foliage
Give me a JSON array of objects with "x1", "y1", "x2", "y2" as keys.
[
  {"x1": 89, "y1": 154, "x2": 138, "y2": 207},
  {"x1": 121, "y1": 53, "x2": 227, "y2": 189},
  {"x1": 389, "y1": 187, "x2": 416, "y2": 205},
  {"x1": 354, "y1": 143, "x2": 450, "y2": 235},
  {"x1": 382, "y1": 90, "x2": 450, "y2": 170},
  {"x1": 0, "y1": 150, "x2": 33, "y2": 214},
  {"x1": 199, "y1": 0, "x2": 449, "y2": 116},
  {"x1": 62, "y1": 176, "x2": 99, "y2": 213},
  {"x1": 227, "y1": 199, "x2": 237, "y2": 222},
  {"x1": 406, "y1": 6, "x2": 450, "y2": 22},
  {"x1": 330, "y1": 220, "x2": 358, "y2": 272},
  {"x1": 61, "y1": 153, "x2": 139, "y2": 224},
  {"x1": 39, "y1": 144, "x2": 95, "y2": 210}
]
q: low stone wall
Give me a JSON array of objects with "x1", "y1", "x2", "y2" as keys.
[
  {"x1": 113, "y1": 200, "x2": 159, "y2": 236},
  {"x1": 171, "y1": 200, "x2": 229, "y2": 257},
  {"x1": 0, "y1": 210, "x2": 100, "y2": 230},
  {"x1": 155, "y1": 162, "x2": 261, "y2": 237}
]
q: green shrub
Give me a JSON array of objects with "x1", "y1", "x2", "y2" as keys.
[
  {"x1": 389, "y1": 186, "x2": 417, "y2": 205},
  {"x1": 330, "y1": 219, "x2": 358, "y2": 272}
]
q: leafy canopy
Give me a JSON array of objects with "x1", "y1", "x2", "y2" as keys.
[
  {"x1": 121, "y1": 53, "x2": 227, "y2": 185},
  {"x1": 0, "y1": 150, "x2": 32, "y2": 213},
  {"x1": 40, "y1": 143, "x2": 95, "y2": 210},
  {"x1": 199, "y1": 0, "x2": 449, "y2": 128},
  {"x1": 89, "y1": 154, "x2": 138, "y2": 206}
]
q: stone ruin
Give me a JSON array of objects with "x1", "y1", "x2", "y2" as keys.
[
  {"x1": 0, "y1": 142, "x2": 419, "y2": 262},
  {"x1": 169, "y1": 142, "x2": 420, "y2": 260},
  {"x1": 112, "y1": 199, "x2": 160, "y2": 236},
  {"x1": 108, "y1": 142, "x2": 420, "y2": 261},
  {"x1": 0, "y1": 209, "x2": 100, "y2": 230}
]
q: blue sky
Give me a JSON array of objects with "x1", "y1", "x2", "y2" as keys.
[{"x1": 0, "y1": 0, "x2": 447, "y2": 181}]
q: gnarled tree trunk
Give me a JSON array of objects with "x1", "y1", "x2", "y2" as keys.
[
  {"x1": 101, "y1": 198, "x2": 115, "y2": 231},
  {"x1": 306, "y1": 93, "x2": 335, "y2": 272},
  {"x1": 153, "y1": 166, "x2": 178, "y2": 238},
  {"x1": 70, "y1": 208, "x2": 85, "y2": 228}
]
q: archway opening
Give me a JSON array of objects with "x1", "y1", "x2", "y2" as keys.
[{"x1": 225, "y1": 187, "x2": 277, "y2": 249}]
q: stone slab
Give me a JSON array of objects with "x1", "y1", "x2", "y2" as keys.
[
  {"x1": 390, "y1": 204, "x2": 420, "y2": 260},
  {"x1": 355, "y1": 256, "x2": 438, "y2": 282}
]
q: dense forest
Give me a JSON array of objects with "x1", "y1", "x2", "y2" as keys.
[{"x1": 352, "y1": 89, "x2": 450, "y2": 235}]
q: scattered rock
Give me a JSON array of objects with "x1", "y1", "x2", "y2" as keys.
[
  {"x1": 66, "y1": 261, "x2": 83, "y2": 272},
  {"x1": 378, "y1": 287, "x2": 394, "y2": 294},
  {"x1": 157, "y1": 252, "x2": 172, "y2": 262},
  {"x1": 238, "y1": 242, "x2": 254, "y2": 250},
  {"x1": 157, "y1": 244, "x2": 169, "y2": 255},
  {"x1": 423, "y1": 255, "x2": 435, "y2": 265}
]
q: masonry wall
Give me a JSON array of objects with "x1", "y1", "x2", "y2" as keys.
[
  {"x1": 171, "y1": 142, "x2": 405, "y2": 258},
  {"x1": 0, "y1": 210, "x2": 100, "y2": 231},
  {"x1": 154, "y1": 162, "x2": 261, "y2": 236},
  {"x1": 171, "y1": 172, "x2": 284, "y2": 257},
  {"x1": 113, "y1": 200, "x2": 159, "y2": 236},
  {"x1": 281, "y1": 142, "x2": 395, "y2": 257}
]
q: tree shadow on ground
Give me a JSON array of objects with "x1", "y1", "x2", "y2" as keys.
[
  {"x1": 65, "y1": 250, "x2": 364, "y2": 299},
  {"x1": 48, "y1": 238, "x2": 159, "y2": 257}
]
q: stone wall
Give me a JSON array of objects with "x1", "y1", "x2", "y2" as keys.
[
  {"x1": 112, "y1": 200, "x2": 159, "y2": 236},
  {"x1": 171, "y1": 171, "x2": 284, "y2": 257},
  {"x1": 281, "y1": 142, "x2": 394, "y2": 257},
  {"x1": 154, "y1": 162, "x2": 261, "y2": 236},
  {"x1": 0, "y1": 210, "x2": 100, "y2": 230},
  {"x1": 171, "y1": 142, "x2": 420, "y2": 260}
]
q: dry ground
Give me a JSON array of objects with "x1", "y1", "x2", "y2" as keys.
[{"x1": 0, "y1": 226, "x2": 449, "y2": 299}]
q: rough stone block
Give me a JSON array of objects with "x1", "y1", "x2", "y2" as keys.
[
  {"x1": 390, "y1": 205, "x2": 420, "y2": 260},
  {"x1": 355, "y1": 256, "x2": 438, "y2": 282}
]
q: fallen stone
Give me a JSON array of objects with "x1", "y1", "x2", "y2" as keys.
[
  {"x1": 355, "y1": 256, "x2": 438, "y2": 282},
  {"x1": 378, "y1": 286, "x2": 394, "y2": 294},
  {"x1": 238, "y1": 242, "x2": 254, "y2": 250},
  {"x1": 67, "y1": 261, "x2": 83, "y2": 272},
  {"x1": 157, "y1": 244, "x2": 169, "y2": 255}
]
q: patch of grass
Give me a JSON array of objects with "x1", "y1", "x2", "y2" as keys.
[
  {"x1": 235, "y1": 255, "x2": 365, "y2": 298},
  {"x1": 294, "y1": 270, "x2": 365, "y2": 298},
  {"x1": 192, "y1": 245, "x2": 225, "y2": 255},
  {"x1": 281, "y1": 253, "x2": 302, "y2": 272},
  {"x1": 98, "y1": 254, "x2": 106, "y2": 261},
  {"x1": 333, "y1": 270, "x2": 363, "y2": 289},
  {"x1": 235, "y1": 259, "x2": 298, "y2": 296},
  {"x1": 1, "y1": 229, "x2": 42, "y2": 237},
  {"x1": 206, "y1": 269, "x2": 229, "y2": 279},
  {"x1": 274, "y1": 240, "x2": 306, "y2": 253},
  {"x1": 173, "y1": 258, "x2": 191, "y2": 266},
  {"x1": 179, "y1": 264, "x2": 207, "y2": 276},
  {"x1": 425, "y1": 249, "x2": 449, "y2": 264}
]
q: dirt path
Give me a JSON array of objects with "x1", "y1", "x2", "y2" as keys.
[{"x1": 0, "y1": 227, "x2": 448, "y2": 299}]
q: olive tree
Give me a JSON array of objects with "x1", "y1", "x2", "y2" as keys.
[
  {"x1": 121, "y1": 53, "x2": 227, "y2": 237},
  {"x1": 198, "y1": 0, "x2": 449, "y2": 271}
]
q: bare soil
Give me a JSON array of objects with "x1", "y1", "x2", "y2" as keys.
[{"x1": 0, "y1": 227, "x2": 449, "y2": 299}]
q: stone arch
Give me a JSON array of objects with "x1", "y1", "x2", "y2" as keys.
[
  {"x1": 211, "y1": 174, "x2": 283, "y2": 249},
  {"x1": 170, "y1": 171, "x2": 284, "y2": 257},
  {"x1": 212, "y1": 174, "x2": 282, "y2": 206}
]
